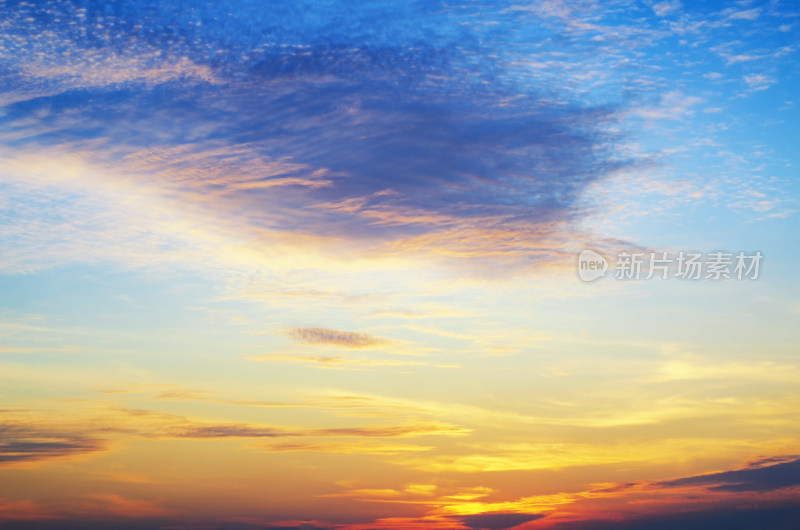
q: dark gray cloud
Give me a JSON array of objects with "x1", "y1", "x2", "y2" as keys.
[
  {"x1": 549, "y1": 505, "x2": 800, "y2": 530},
  {"x1": 656, "y1": 457, "x2": 800, "y2": 492},
  {"x1": 0, "y1": 522, "x2": 295, "y2": 530},
  {"x1": 745, "y1": 455, "x2": 800, "y2": 468},
  {"x1": 455, "y1": 512, "x2": 546, "y2": 530},
  {"x1": 0, "y1": 422, "x2": 106, "y2": 465}
]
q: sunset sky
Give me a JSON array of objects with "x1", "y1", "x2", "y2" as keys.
[{"x1": 1, "y1": 0, "x2": 799, "y2": 529}]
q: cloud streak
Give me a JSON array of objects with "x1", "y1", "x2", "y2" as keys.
[
  {"x1": 656, "y1": 457, "x2": 800, "y2": 493},
  {"x1": 455, "y1": 512, "x2": 546, "y2": 529},
  {"x1": 0, "y1": 420, "x2": 106, "y2": 466},
  {"x1": 284, "y1": 328, "x2": 387, "y2": 348}
]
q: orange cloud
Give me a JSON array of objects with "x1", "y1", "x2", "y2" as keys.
[
  {"x1": 86, "y1": 494, "x2": 177, "y2": 518},
  {"x1": 0, "y1": 499, "x2": 58, "y2": 521}
]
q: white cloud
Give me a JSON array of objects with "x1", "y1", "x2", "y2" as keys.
[
  {"x1": 22, "y1": 54, "x2": 220, "y2": 89},
  {"x1": 652, "y1": 0, "x2": 682, "y2": 17},
  {"x1": 727, "y1": 8, "x2": 761, "y2": 21},
  {"x1": 725, "y1": 53, "x2": 759, "y2": 65},
  {"x1": 744, "y1": 73, "x2": 774, "y2": 92},
  {"x1": 633, "y1": 90, "x2": 702, "y2": 120}
]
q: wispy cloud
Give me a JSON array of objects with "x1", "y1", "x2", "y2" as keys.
[
  {"x1": 167, "y1": 424, "x2": 283, "y2": 439},
  {"x1": 633, "y1": 90, "x2": 702, "y2": 120},
  {"x1": 652, "y1": 1, "x2": 682, "y2": 17},
  {"x1": 743, "y1": 73, "x2": 775, "y2": 92},
  {"x1": 0, "y1": 403, "x2": 470, "y2": 464},
  {"x1": 85, "y1": 494, "x2": 177, "y2": 519},
  {"x1": 656, "y1": 457, "x2": 800, "y2": 492},
  {"x1": 284, "y1": 328, "x2": 387, "y2": 348},
  {"x1": 247, "y1": 354, "x2": 456, "y2": 370},
  {"x1": 0, "y1": 420, "x2": 106, "y2": 467},
  {"x1": 0, "y1": 498, "x2": 57, "y2": 522},
  {"x1": 0, "y1": 0, "x2": 631, "y2": 283},
  {"x1": 259, "y1": 440, "x2": 433, "y2": 455},
  {"x1": 726, "y1": 7, "x2": 762, "y2": 21}
]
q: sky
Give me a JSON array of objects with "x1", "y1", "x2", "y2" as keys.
[{"x1": 0, "y1": 0, "x2": 799, "y2": 529}]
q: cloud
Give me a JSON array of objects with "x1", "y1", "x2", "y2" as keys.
[
  {"x1": 259, "y1": 440, "x2": 433, "y2": 455},
  {"x1": 746, "y1": 455, "x2": 800, "y2": 467},
  {"x1": 656, "y1": 457, "x2": 800, "y2": 492},
  {"x1": 549, "y1": 505, "x2": 800, "y2": 530},
  {"x1": 724, "y1": 53, "x2": 759, "y2": 65},
  {"x1": 247, "y1": 354, "x2": 457, "y2": 370},
  {"x1": 0, "y1": 1, "x2": 798, "y2": 530},
  {"x1": 744, "y1": 73, "x2": 775, "y2": 92},
  {"x1": 310, "y1": 422, "x2": 468, "y2": 438},
  {"x1": 633, "y1": 90, "x2": 702, "y2": 120},
  {"x1": 105, "y1": 407, "x2": 471, "y2": 445},
  {"x1": 656, "y1": 357, "x2": 800, "y2": 383},
  {"x1": 0, "y1": 521, "x2": 172, "y2": 529},
  {"x1": 22, "y1": 54, "x2": 220, "y2": 89},
  {"x1": 163, "y1": 418, "x2": 468, "y2": 440},
  {"x1": 455, "y1": 512, "x2": 546, "y2": 529},
  {"x1": 0, "y1": 499, "x2": 58, "y2": 521},
  {"x1": 727, "y1": 8, "x2": 761, "y2": 21},
  {"x1": 167, "y1": 424, "x2": 284, "y2": 439},
  {"x1": 284, "y1": 328, "x2": 387, "y2": 348},
  {"x1": 0, "y1": 421, "x2": 106, "y2": 466},
  {"x1": 652, "y1": 1, "x2": 682, "y2": 17},
  {"x1": 0, "y1": 0, "x2": 628, "y2": 280},
  {"x1": 86, "y1": 494, "x2": 176, "y2": 519},
  {"x1": 0, "y1": 395, "x2": 471, "y2": 464}
]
